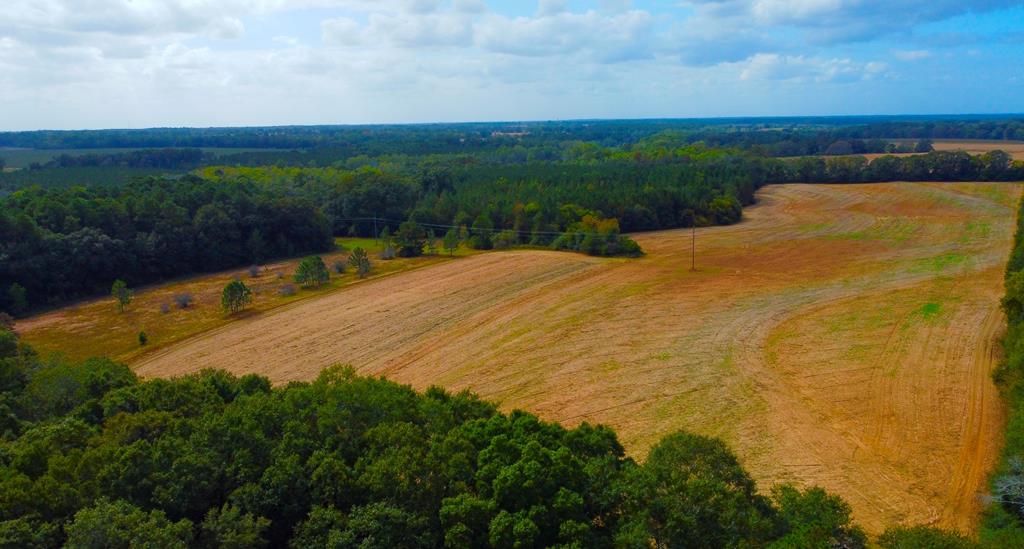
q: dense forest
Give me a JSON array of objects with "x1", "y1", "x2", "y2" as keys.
[
  {"x1": 0, "y1": 177, "x2": 333, "y2": 311},
  {"x1": 1, "y1": 116, "x2": 1022, "y2": 153},
  {"x1": 3, "y1": 118, "x2": 1024, "y2": 314},
  {"x1": 1, "y1": 327, "x2": 976, "y2": 548}
]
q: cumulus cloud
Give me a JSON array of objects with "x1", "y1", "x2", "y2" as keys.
[
  {"x1": 0, "y1": 0, "x2": 1020, "y2": 129},
  {"x1": 739, "y1": 53, "x2": 888, "y2": 83}
]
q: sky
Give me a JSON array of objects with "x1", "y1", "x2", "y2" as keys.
[{"x1": 1, "y1": 0, "x2": 1023, "y2": 130}]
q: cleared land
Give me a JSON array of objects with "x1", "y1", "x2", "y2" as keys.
[
  {"x1": 16, "y1": 238, "x2": 463, "y2": 362},
  {"x1": 893, "y1": 139, "x2": 1024, "y2": 160},
  {"x1": 97, "y1": 183, "x2": 1024, "y2": 533}
]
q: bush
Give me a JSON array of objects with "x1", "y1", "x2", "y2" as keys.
[
  {"x1": 173, "y1": 293, "x2": 193, "y2": 309},
  {"x1": 294, "y1": 256, "x2": 330, "y2": 288},
  {"x1": 160, "y1": 303, "x2": 170, "y2": 314},
  {"x1": 138, "y1": 331, "x2": 148, "y2": 346},
  {"x1": 350, "y1": 248, "x2": 371, "y2": 278},
  {"x1": 379, "y1": 246, "x2": 396, "y2": 260},
  {"x1": 248, "y1": 265, "x2": 261, "y2": 278},
  {"x1": 492, "y1": 229, "x2": 518, "y2": 250},
  {"x1": 279, "y1": 284, "x2": 296, "y2": 297},
  {"x1": 332, "y1": 259, "x2": 346, "y2": 274},
  {"x1": 877, "y1": 525, "x2": 974, "y2": 548}
]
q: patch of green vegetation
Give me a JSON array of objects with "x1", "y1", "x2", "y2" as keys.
[
  {"x1": 827, "y1": 218, "x2": 920, "y2": 243},
  {"x1": 960, "y1": 220, "x2": 993, "y2": 244},
  {"x1": 912, "y1": 252, "x2": 968, "y2": 274},
  {"x1": 916, "y1": 301, "x2": 942, "y2": 320}
]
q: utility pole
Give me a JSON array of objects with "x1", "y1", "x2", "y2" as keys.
[{"x1": 690, "y1": 225, "x2": 696, "y2": 271}]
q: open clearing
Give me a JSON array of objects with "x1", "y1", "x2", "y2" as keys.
[
  {"x1": 16, "y1": 238, "x2": 462, "y2": 362},
  {"x1": 131, "y1": 182, "x2": 1018, "y2": 534}
]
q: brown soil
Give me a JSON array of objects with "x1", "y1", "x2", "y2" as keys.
[{"x1": 133, "y1": 182, "x2": 1021, "y2": 535}]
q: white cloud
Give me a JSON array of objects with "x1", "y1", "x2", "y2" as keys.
[
  {"x1": 893, "y1": 49, "x2": 931, "y2": 61},
  {"x1": 739, "y1": 53, "x2": 888, "y2": 83},
  {"x1": 0, "y1": 0, "x2": 1019, "y2": 130}
]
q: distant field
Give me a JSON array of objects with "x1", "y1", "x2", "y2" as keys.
[
  {"x1": 122, "y1": 182, "x2": 1020, "y2": 535},
  {"x1": 889, "y1": 139, "x2": 1024, "y2": 160},
  {"x1": 0, "y1": 147, "x2": 286, "y2": 169},
  {"x1": 16, "y1": 238, "x2": 471, "y2": 363}
]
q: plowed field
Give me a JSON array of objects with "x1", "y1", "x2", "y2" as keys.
[{"x1": 134, "y1": 182, "x2": 1021, "y2": 534}]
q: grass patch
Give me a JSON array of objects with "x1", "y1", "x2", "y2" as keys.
[
  {"x1": 17, "y1": 238, "x2": 462, "y2": 363},
  {"x1": 915, "y1": 302, "x2": 942, "y2": 320}
]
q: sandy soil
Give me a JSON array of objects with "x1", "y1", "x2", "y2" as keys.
[{"x1": 134, "y1": 182, "x2": 1021, "y2": 535}]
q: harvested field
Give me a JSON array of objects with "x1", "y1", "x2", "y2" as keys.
[
  {"x1": 894, "y1": 139, "x2": 1024, "y2": 160},
  {"x1": 133, "y1": 182, "x2": 1020, "y2": 535}
]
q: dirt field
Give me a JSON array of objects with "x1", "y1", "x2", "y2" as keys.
[
  {"x1": 132, "y1": 182, "x2": 1020, "y2": 534},
  {"x1": 908, "y1": 139, "x2": 1024, "y2": 160}
]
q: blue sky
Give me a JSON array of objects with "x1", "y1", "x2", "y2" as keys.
[{"x1": 1, "y1": 0, "x2": 1022, "y2": 130}]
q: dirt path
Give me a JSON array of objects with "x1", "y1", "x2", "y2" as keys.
[{"x1": 134, "y1": 182, "x2": 1021, "y2": 534}]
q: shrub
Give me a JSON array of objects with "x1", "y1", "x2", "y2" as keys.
[
  {"x1": 492, "y1": 230, "x2": 518, "y2": 250},
  {"x1": 138, "y1": 332, "x2": 148, "y2": 346},
  {"x1": 160, "y1": 303, "x2": 170, "y2": 315},
  {"x1": 279, "y1": 284, "x2": 297, "y2": 297},
  {"x1": 332, "y1": 260, "x2": 346, "y2": 274},
  {"x1": 877, "y1": 525, "x2": 974, "y2": 548},
  {"x1": 173, "y1": 293, "x2": 193, "y2": 309},
  {"x1": 349, "y1": 248, "x2": 371, "y2": 278},
  {"x1": 294, "y1": 256, "x2": 330, "y2": 288},
  {"x1": 379, "y1": 246, "x2": 396, "y2": 260},
  {"x1": 248, "y1": 265, "x2": 261, "y2": 278}
]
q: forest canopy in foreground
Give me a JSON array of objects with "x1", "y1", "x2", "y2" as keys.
[{"x1": 3, "y1": 326, "x2": 978, "y2": 548}]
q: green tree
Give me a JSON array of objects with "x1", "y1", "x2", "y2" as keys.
[
  {"x1": 200, "y1": 504, "x2": 271, "y2": 549},
  {"x1": 111, "y1": 280, "x2": 132, "y2": 313},
  {"x1": 617, "y1": 432, "x2": 775, "y2": 547},
  {"x1": 7, "y1": 283, "x2": 28, "y2": 314},
  {"x1": 443, "y1": 227, "x2": 460, "y2": 256},
  {"x1": 877, "y1": 525, "x2": 975, "y2": 549},
  {"x1": 470, "y1": 214, "x2": 494, "y2": 250},
  {"x1": 64, "y1": 499, "x2": 193, "y2": 549},
  {"x1": 246, "y1": 229, "x2": 266, "y2": 264},
  {"x1": 221, "y1": 280, "x2": 253, "y2": 313},
  {"x1": 394, "y1": 221, "x2": 427, "y2": 257},
  {"x1": 426, "y1": 229, "x2": 438, "y2": 256},
  {"x1": 770, "y1": 485, "x2": 866, "y2": 548},
  {"x1": 294, "y1": 256, "x2": 330, "y2": 288},
  {"x1": 349, "y1": 247, "x2": 371, "y2": 278}
]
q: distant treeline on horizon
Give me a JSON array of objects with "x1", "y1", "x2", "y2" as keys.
[{"x1": 1, "y1": 115, "x2": 1022, "y2": 154}]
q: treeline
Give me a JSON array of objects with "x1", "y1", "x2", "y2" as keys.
[
  {"x1": 0, "y1": 328, "x2": 869, "y2": 547},
  {"x1": 986, "y1": 194, "x2": 1024, "y2": 545},
  {"x1": 772, "y1": 150, "x2": 1024, "y2": 183},
  {"x1": 201, "y1": 147, "x2": 760, "y2": 241},
  {"x1": 43, "y1": 148, "x2": 208, "y2": 170},
  {"x1": 0, "y1": 176, "x2": 332, "y2": 312},
  {"x1": 2, "y1": 117, "x2": 1021, "y2": 153}
]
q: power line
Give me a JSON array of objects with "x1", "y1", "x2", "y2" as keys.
[{"x1": 332, "y1": 216, "x2": 575, "y2": 238}]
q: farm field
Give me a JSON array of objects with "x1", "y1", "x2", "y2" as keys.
[
  {"x1": 16, "y1": 238, "x2": 463, "y2": 363},
  {"x1": 886, "y1": 139, "x2": 1024, "y2": 160},
  {"x1": 123, "y1": 182, "x2": 1023, "y2": 535}
]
